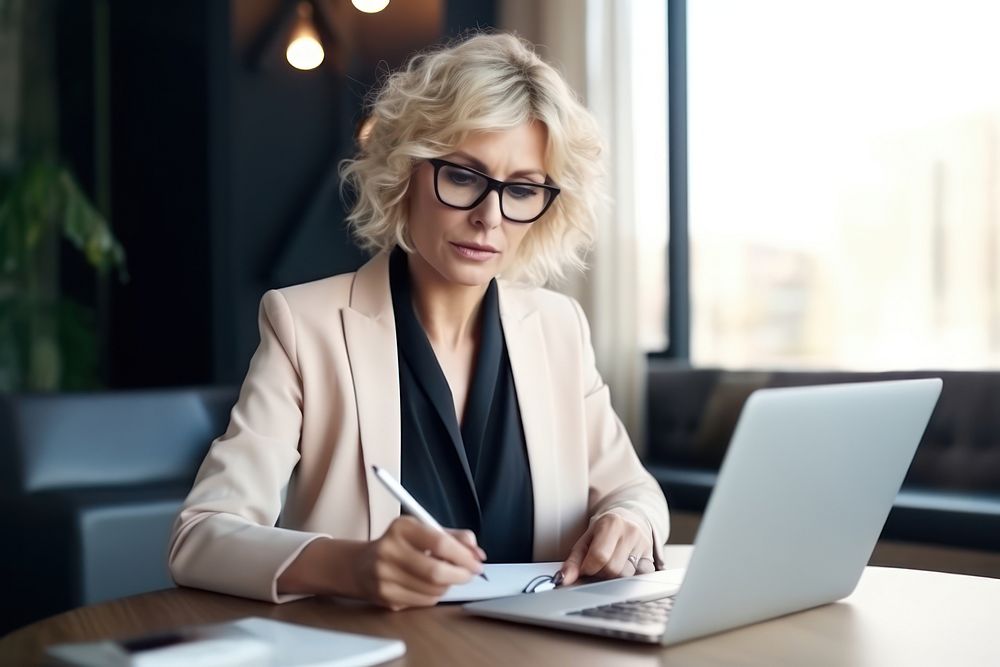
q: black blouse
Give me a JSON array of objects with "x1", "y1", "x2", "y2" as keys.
[{"x1": 389, "y1": 247, "x2": 534, "y2": 562}]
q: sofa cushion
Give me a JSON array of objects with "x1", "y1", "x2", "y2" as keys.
[
  {"x1": 1, "y1": 482, "x2": 189, "y2": 632},
  {"x1": 0, "y1": 387, "x2": 237, "y2": 494},
  {"x1": 76, "y1": 493, "x2": 183, "y2": 604},
  {"x1": 0, "y1": 387, "x2": 237, "y2": 634}
]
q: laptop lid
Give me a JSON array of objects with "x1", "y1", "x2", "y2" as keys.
[
  {"x1": 464, "y1": 379, "x2": 941, "y2": 646},
  {"x1": 661, "y1": 378, "x2": 942, "y2": 645}
]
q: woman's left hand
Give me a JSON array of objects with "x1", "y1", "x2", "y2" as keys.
[{"x1": 557, "y1": 512, "x2": 655, "y2": 586}]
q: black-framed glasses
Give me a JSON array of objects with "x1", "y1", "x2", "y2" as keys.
[{"x1": 428, "y1": 158, "x2": 561, "y2": 224}]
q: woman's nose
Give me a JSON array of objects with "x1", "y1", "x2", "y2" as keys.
[{"x1": 470, "y1": 189, "x2": 502, "y2": 229}]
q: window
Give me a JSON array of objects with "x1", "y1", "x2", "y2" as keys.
[
  {"x1": 628, "y1": 0, "x2": 669, "y2": 351},
  {"x1": 687, "y1": 0, "x2": 1000, "y2": 369}
]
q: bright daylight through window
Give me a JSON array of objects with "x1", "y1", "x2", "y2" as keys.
[
  {"x1": 627, "y1": 0, "x2": 668, "y2": 352},
  {"x1": 689, "y1": 0, "x2": 1000, "y2": 369}
]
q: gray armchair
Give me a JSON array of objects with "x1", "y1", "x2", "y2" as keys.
[{"x1": 0, "y1": 387, "x2": 237, "y2": 634}]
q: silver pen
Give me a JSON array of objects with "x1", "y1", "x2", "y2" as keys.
[{"x1": 371, "y1": 465, "x2": 488, "y2": 581}]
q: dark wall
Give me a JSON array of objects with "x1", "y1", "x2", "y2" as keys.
[
  {"x1": 55, "y1": 1, "x2": 97, "y2": 323},
  {"x1": 107, "y1": 2, "x2": 213, "y2": 388},
  {"x1": 212, "y1": 0, "x2": 366, "y2": 383},
  {"x1": 213, "y1": 0, "x2": 452, "y2": 383},
  {"x1": 60, "y1": 0, "x2": 496, "y2": 389}
]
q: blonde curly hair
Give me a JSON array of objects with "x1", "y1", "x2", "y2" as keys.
[{"x1": 339, "y1": 32, "x2": 605, "y2": 286}]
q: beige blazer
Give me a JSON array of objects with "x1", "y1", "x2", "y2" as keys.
[{"x1": 168, "y1": 252, "x2": 670, "y2": 603}]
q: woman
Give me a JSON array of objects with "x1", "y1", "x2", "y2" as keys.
[{"x1": 168, "y1": 32, "x2": 669, "y2": 611}]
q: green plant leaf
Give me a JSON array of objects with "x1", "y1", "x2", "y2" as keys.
[
  {"x1": 59, "y1": 166, "x2": 127, "y2": 278},
  {"x1": 0, "y1": 159, "x2": 127, "y2": 390}
]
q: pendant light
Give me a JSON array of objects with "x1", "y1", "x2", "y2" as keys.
[{"x1": 286, "y1": 2, "x2": 325, "y2": 71}]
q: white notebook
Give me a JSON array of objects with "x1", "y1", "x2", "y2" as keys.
[
  {"x1": 46, "y1": 616, "x2": 405, "y2": 667},
  {"x1": 440, "y1": 561, "x2": 563, "y2": 602}
]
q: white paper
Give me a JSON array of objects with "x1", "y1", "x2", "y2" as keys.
[{"x1": 439, "y1": 561, "x2": 563, "y2": 602}]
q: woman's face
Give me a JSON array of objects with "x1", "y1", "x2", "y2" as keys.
[{"x1": 406, "y1": 121, "x2": 548, "y2": 287}]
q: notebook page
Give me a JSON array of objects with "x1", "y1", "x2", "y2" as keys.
[{"x1": 440, "y1": 562, "x2": 562, "y2": 602}]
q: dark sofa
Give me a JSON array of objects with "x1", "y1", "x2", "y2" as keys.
[
  {"x1": 645, "y1": 363, "x2": 1000, "y2": 552},
  {"x1": 0, "y1": 387, "x2": 237, "y2": 635}
]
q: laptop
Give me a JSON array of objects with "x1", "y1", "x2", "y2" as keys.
[{"x1": 465, "y1": 378, "x2": 942, "y2": 645}]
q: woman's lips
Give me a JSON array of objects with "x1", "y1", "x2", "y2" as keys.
[{"x1": 450, "y1": 242, "x2": 498, "y2": 261}]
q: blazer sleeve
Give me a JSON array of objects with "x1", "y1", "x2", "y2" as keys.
[
  {"x1": 167, "y1": 290, "x2": 331, "y2": 603},
  {"x1": 570, "y1": 297, "x2": 671, "y2": 568}
]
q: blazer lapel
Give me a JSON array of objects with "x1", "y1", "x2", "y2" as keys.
[
  {"x1": 342, "y1": 252, "x2": 401, "y2": 540},
  {"x1": 499, "y1": 284, "x2": 562, "y2": 560}
]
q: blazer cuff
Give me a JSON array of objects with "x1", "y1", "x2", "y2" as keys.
[
  {"x1": 172, "y1": 517, "x2": 331, "y2": 604},
  {"x1": 271, "y1": 532, "x2": 332, "y2": 603}
]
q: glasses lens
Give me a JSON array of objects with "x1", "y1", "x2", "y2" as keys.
[
  {"x1": 436, "y1": 164, "x2": 488, "y2": 208},
  {"x1": 502, "y1": 183, "x2": 553, "y2": 222}
]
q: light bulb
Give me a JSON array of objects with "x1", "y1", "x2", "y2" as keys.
[
  {"x1": 286, "y1": 2, "x2": 325, "y2": 71},
  {"x1": 287, "y1": 36, "x2": 324, "y2": 70},
  {"x1": 351, "y1": 0, "x2": 390, "y2": 14}
]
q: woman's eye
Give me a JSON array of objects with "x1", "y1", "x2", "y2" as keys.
[
  {"x1": 507, "y1": 185, "x2": 540, "y2": 200},
  {"x1": 447, "y1": 170, "x2": 477, "y2": 186}
]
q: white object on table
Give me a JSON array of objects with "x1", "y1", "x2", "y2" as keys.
[
  {"x1": 440, "y1": 562, "x2": 563, "y2": 602},
  {"x1": 46, "y1": 617, "x2": 405, "y2": 667}
]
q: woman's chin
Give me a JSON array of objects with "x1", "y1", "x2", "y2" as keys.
[{"x1": 439, "y1": 260, "x2": 499, "y2": 287}]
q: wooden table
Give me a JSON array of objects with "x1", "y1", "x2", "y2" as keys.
[{"x1": 4, "y1": 546, "x2": 1000, "y2": 666}]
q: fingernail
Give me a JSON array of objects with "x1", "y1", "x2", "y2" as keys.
[
  {"x1": 552, "y1": 571, "x2": 564, "y2": 587},
  {"x1": 478, "y1": 547, "x2": 488, "y2": 561}
]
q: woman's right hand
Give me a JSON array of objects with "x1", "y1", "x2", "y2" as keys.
[{"x1": 354, "y1": 516, "x2": 487, "y2": 610}]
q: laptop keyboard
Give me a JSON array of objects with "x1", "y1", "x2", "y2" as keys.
[{"x1": 566, "y1": 595, "x2": 675, "y2": 626}]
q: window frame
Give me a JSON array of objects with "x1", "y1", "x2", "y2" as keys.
[{"x1": 650, "y1": 0, "x2": 690, "y2": 361}]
